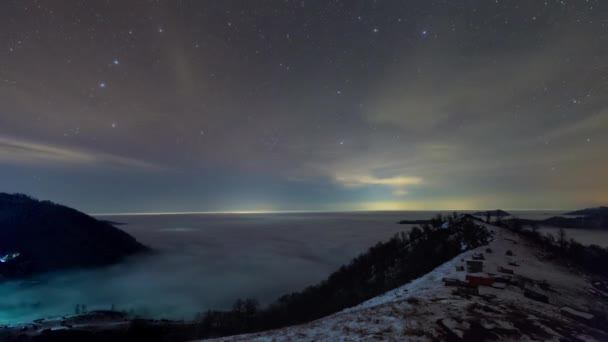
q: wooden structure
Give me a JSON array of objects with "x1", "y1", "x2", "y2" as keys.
[
  {"x1": 472, "y1": 253, "x2": 485, "y2": 260},
  {"x1": 466, "y1": 274, "x2": 495, "y2": 286}
]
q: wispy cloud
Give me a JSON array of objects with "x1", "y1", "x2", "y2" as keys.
[
  {"x1": 336, "y1": 174, "x2": 422, "y2": 187},
  {"x1": 0, "y1": 135, "x2": 163, "y2": 170}
]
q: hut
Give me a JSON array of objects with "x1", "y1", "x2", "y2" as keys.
[
  {"x1": 466, "y1": 274, "x2": 495, "y2": 286},
  {"x1": 472, "y1": 253, "x2": 485, "y2": 260}
]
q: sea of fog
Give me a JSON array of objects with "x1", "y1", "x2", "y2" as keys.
[{"x1": 1, "y1": 210, "x2": 607, "y2": 324}]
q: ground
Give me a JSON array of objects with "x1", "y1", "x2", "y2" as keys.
[
  {"x1": 3, "y1": 222, "x2": 607, "y2": 341},
  {"x1": 200, "y1": 223, "x2": 608, "y2": 341}
]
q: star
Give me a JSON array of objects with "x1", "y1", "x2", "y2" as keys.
[
  {"x1": 422, "y1": 30, "x2": 428, "y2": 36},
  {"x1": 373, "y1": 27, "x2": 379, "y2": 33},
  {"x1": 99, "y1": 82, "x2": 106, "y2": 88},
  {"x1": 158, "y1": 27, "x2": 164, "y2": 33},
  {"x1": 112, "y1": 59, "x2": 119, "y2": 65},
  {"x1": 111, "y1": 122, "x2": 117, "y2": 128}
]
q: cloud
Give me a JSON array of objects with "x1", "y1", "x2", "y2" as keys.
[
  {"x1": 0, "y1": 213, "x2": 412, "y2": 323},
  {"x1": 0, "y1": 135, "x2": 163, "y2": 170},
  {"x1": 336, "y1": 174, "x2": 422, "y2": 187},
  {"x1": 365, "y1": 35, "x2": 588, "y2": 135},
  {"x1": 392, "y1": 189, "x2": 408, "y2": 197}
]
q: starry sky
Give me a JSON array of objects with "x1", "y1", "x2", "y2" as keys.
[{"x1": 1, "y1": 1, "x2": 607, "y2": 213}]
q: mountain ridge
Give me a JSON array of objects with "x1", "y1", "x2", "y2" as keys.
[{"x1": 0, "y1": 193, "x2": 149, "y2": 278}]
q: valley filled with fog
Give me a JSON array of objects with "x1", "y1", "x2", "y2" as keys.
[{"x1": 1, "y1": 211, "x2": 606, "y2": 324}]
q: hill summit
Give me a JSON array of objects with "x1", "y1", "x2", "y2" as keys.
[{"x1": 0, "y1": 193, "x2": 148, "y2": 278}]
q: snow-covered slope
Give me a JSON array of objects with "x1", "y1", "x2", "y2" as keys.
[{"x1": 199, "y1": 224, "x2": 608, "y2": 341}]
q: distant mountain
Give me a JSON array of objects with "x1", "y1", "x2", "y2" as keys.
[
  {"x1": 0, "y1": 193, "x2": 149, "y2": 278},
  {"x1": 505, "y1": 206, "x2": 608, "y2": 230},
  {"x1": 540, "y1": 206, "x2": 608, "y2": 229},
  {"x1": 472, "y1": 209, "x2": 510, "y2": 217},
  {"x1": 564, "y1": 206, "x2": 608, "y2": 216}
]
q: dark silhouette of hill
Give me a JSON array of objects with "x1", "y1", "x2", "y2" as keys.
[
  {"x1": 504, "y1": 206, "x2": 608, "y2": 230},
  {"x1": 472, "y1": 209, "x2": 510, "y2": 217},
  {"x1": 541, "y1": 215, "x2": 607, "y2": 229},
  {"x1": 564, "y1": 206, "x2": 608, "y2": 216},
  {"x1": 0, "y1": 193, "x2": 149, "y2": 278},
  {"x1": 397, "y1": 219, "x2": 432, "y2": 224}
]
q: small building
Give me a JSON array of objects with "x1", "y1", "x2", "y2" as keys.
[
  {"x1": 472, "y1": 253, "x2": 485, "y2": 260},
  {"x1": 466, "y1": 260, "x2": 483, "y2": 273}
]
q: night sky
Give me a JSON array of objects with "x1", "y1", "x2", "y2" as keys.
[{"x1": 1, "y1": 1, "x2": 607, "y2": 213}]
